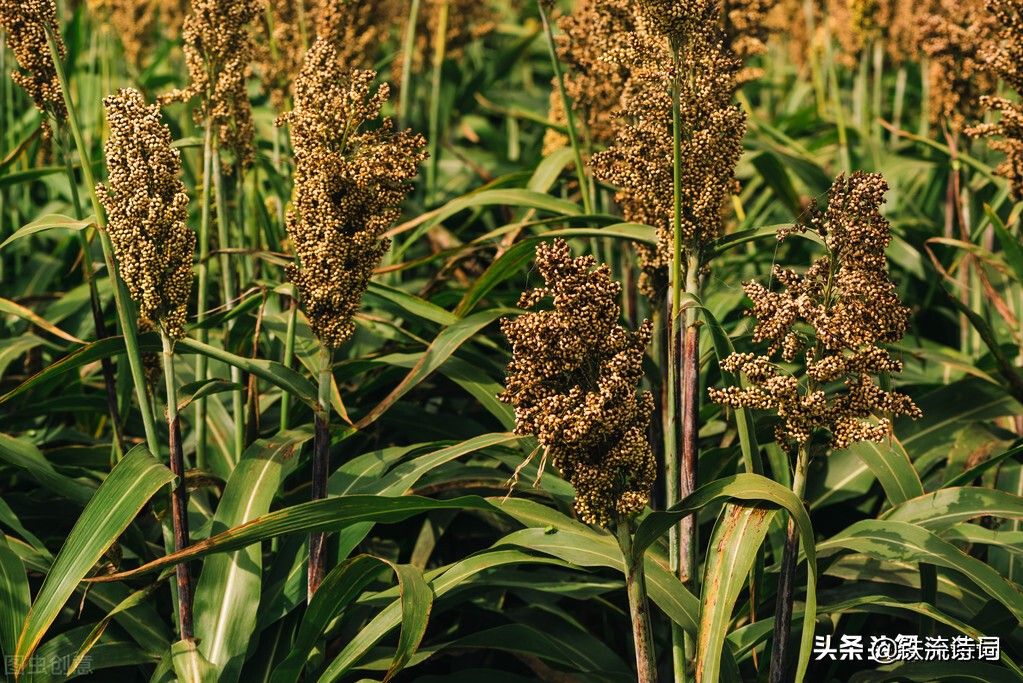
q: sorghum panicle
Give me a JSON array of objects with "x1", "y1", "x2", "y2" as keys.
[
  {"x1": 87, "y1": 0, "x2": 158, "y2": 69},
  {"x1": 543, "y1": 0, "x2": 637, "y2": 153},
  {"x1": 591, "y1": 4, "x2": 746, "y2": 303},
  {"x1": 709, "y1": 172, "x2": 922, "y2": 452},
  {"x1": 0, "y1": 0, "x2": 67, "y2": 136},
  {"x1": 98, "y1": 88, "x2": 196, "y2": 340},
  {"x1": 276, "y1": 37, "x2": 427, "y2": 350},
  {"x1": 722, "y1": 0, "x2": 773, "y2": 84},
  {"x1": 499, "y1": 239, "x2": 657, "y2": 527},
  {"x1": 967, "y1": 0, "x2": 1023, "y2": 200},
  {"x1": 918, "y1": 0, "x2": 997, "y2": 131},
  {"x1": 160, "y1": 0, "x2": 260, "y2": 169}
]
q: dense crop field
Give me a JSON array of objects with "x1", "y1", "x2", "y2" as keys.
[{"x1": 0, "y1": 0, "x2": 1022, "y2": 681}]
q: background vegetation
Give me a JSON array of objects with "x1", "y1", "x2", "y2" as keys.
[{"x1": 0, "y1": 0, "x2": 1021, "y2": 681}]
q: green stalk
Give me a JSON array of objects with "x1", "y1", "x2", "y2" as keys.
[
  {"x1": 194, "y1": 123, "x2": 215, "y2": 471},
  {"x1": 615, "y1": 518, "x2": 658, "y2": 683},
  {"x1": 308, "y1": 343, "x2": 334, "y2": 599},
  {"x1": 892, "y1": 65, "x2": 907, "y2": 140},
  {"x1": 212, "y1": 147, "x2": 245, "y2": 459},
  {"x1": 160, "y1": 331, "x2": 195, "y2": 641},
  {"x1": 279, "y1": 296, "x2": 298, "y2": 431},
  {"x1": 45, "y1": 27, "x2": 161, "y2": 457},
  {"x1": 57, "y1": 129, "x2": 125, "y2": 458},
  {"x1": 426, "y1": 0, "x2": 449, "y2": 201},
  {"x1": 539, "y1": 1, "x2": 593, "y2": 215},
  {"x1": 767, "y1": 440, "x2": 810, "y2": 683},
  {"x1": 399, "y1": 0, "x2": 422, "y2": 129},
  {"x1": 802, "y1": 0, "x2": 825, "y2": 117},
  {"x1": 668, "y1": 38, "x2": 690, "y2": 683}
]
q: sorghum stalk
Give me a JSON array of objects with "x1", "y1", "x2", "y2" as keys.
[
  {"x1": 279, "y1": 295, "x2": 298, "y2": 431},
  {"x1": 308, "y1": 344, "x2": 333, "y2": 598},
  {"x1": 666, "y1": 36, "x2": 686, "y2": 643},
  {"x1": 161, "y1": 330, "x2": 195, "y2": 640},
  {"x1": 768, "y1": 440, "x2": 809, "y2": 683},
  {"x1": 399, "y1": 0, "x2": 422, "y2": 128},
  {"x1": 539, "y1": 0, "x2": 594, "y2": 215},
  {"x1": 212, "y1": 145, "x2": 245, "y2": 459},
  {"x1": 44, "y1": 27, "x2": 161, "y2": 457},
  {"x1": 194, "y1": 122, "x2": 215, "y2": 471},
  {"x1": 615, "y1": 517, "x2": 658, "y2": 683},
  {"x1": 427, "y1": 0, "x2": 448, "y2": 201}
]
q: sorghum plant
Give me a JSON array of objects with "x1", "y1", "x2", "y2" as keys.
[
  {"x1": 0, "y1": 0, "x2": 66, "y2": 137},
  {"x1": 276, "y1": 36, "x2": 427, "y2": 597},
  {"x1": 710, "y1": 171, "x2": 922, "y2": 681},
  {"x1": 968, "y1": 0, "x2": 1023, "y2": 201},
  {"x1": 499, "y1": 238, "x2": 658, "y2": 682},
  {"x1": 592, "y1": 6, "x2": 746, "y2": 671},
  {"x1": 97, "y1": 87, "x2": 198, "y2": 639}
]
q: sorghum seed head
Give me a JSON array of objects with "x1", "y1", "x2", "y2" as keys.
[
  {"x1": 709, "y1": 172, "x2": 922, "y2": 453},
  {"x1": 98, "y1": 88, "x2": 195, "y2": 340},
  {"x1": 160, "y1": 0, "x2": 259, "y2": 170},
  {"x1": 276, "y1": 37, "x2": 427, "y2": 349},
  {"x1": 0, "y1": 0, "x2": 66, "y2": 137},
  {"x1": 966, "y1": 0, "x2": 1023, "y2": 200},
  {"x1": 499, "y1": 239, "x2": 656, "y2": 528},
  {"x1": 591, "y1": 12, "x2": 745, "y2": 304}
]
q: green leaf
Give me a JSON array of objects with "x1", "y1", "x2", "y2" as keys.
[
  {"x1": 817, "y1": 519, "x2": 1023, "y2": 622},
  {"x1": 0, "y1": 214, "x2": 95, "y2": 250},
  {"x1": 171, "y1": 639, "x2": 219, "y2": 683},
  {"x1": 87, "y1": 496, "x2": 498, "y2": 581},
  {"x1": 632, "y1": 474, "x2": 818, "y2": 680},
  {"x1": 984, "y1": 204, "x2": 1023, "y2": 283},
  {"x1": 0, "y1": 297, "x2": 85, "y2": 344},
  {"x1": 880, "y1": 487, "x2": 1023, "y2": 532},
  {"x1": 193, "y1": 430, "x2": 311, "y2": 683},
  {"x1": 317, "y1": 548, "x2": 570, "y2": 679},
  {"x1": 846, "y1": 437, "x2": 924, "y2": 506},
  {"x1": 176, "y1": 379, "x2": 247, "y2": 412},
  {"x1": 0, "y1": 167, "x2": 64, "y2": 190},
  {"x1": 0, "y1": 433, "x2": 95, "y2": 504},
  {"x1": 383, "y1": 563, "x2": 432, "y2": 682},
  {"x1": 271, "y1": 556, "x2": 391, "y2": 683},
  {"x1": 697, "y1": 503, "x2": 775, "y2": 683},
  {"x1": 13, "y1": 446, "x2": 173, "y2": 674},
  {"x1": 354, "y1": 310, "x2": 509, "y2": 430},
  {"x1": 67, "y1": 582, "x2": 161, "y2": 677},
  {"x1": 365, "y1": 282, "x2": 460, "y2": 326},
  {"x1": 177, "y1": 337, "x2": 319, "y2": 412},
  {"x1": 943, "y1": 442, "x2": 1023, "y2": 488},
  {"x1": 0, "y1": 535, "x2": 30, "y2": 663}
]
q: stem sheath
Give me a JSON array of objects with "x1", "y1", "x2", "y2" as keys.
[
  {"x1": 768, "y1": 441, "x2": 810, "y2": 683},
  {"x1": 615, "y1": 519, "x2": 658, "y2": 683},
  {"x1": 161, "y1": 331, "x2": 194, "y2": 641},
  {"x1": 308, "y1": 344, "x2": 334, "y2": 599}
]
